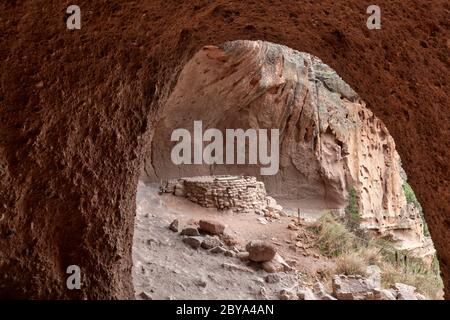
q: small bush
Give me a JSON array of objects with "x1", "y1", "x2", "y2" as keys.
[
  {"x1": 335, "y1": 252, "x2": 367, "y2": 276},
  {"x1": 403, "y1": 183, "x2": 419, "y2": 206},
  {"x1": 381, "y1": 260, "x2": 443, "y2": 300},
  {"x1": 402, "y1": 182, "x2": 430, "y2": 236},
  {"x1": 345, "y1": 187, "x2": 360, "y2": 229},
  {"x1": 309, "y1": 214, "x2": 357, "y2": 257},
  {"x1": 358, "y1": 247, "x2": 383, "y2": 266},
  {"x1": 308, "y1": 214, "x2": 443, "y2": 299}
]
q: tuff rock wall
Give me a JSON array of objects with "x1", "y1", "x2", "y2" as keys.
[
  {"x1": 0, "y1": 1, "x2": 448, "y2": 299},
  {"x1": 145, "y1": 40, "x2": 432, "y2": 258}
]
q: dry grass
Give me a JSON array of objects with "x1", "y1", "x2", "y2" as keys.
[
  {"x1": 308, "y1": 213, "x2": 444, "y2": 299},
  {"x1": 308, "y1": 214, "x2": 357, "y2": 257},
  {"x1": 380, "y1": 257, "x2": 444, "y2": 300},
  {"x1": 335, "y1": 252, "x2": 367, "y2": 276}
]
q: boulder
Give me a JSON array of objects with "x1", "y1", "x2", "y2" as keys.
[
  {"x1": 221, "y1": 262, "x2": 253, "y2": 273},
  {"x1": 201, "y1": 236, "x2": 223, "y2": 250},
  {"x1": 366, "y1": 265, "x2": 381, "y2": 289},
  {"x1": 182, "y1": 236, "x2": 203, "y2": 249},
  {"x1": 199, "y1": 220, "x2": 225, "y2": 235},
  {"x1": 224, "y1": 250, "x2": 235, "y2": 257},
  {"x1": 168, "y1": 219, "x2": 179, "y2": 232},
  {"x1": 332, "y1": 275, "x2": 377, "y2": 300},
  {"x1": 221, "y1": 232, "x2": 240, "y2": 246},
  {"x1": 138, "y1": 291, "x2": 153, "y2": 300},
  {"x1": 313, "y1": 281, "x2": 337, "y2": 300},
  {"x1": 210, "y1": 246, "x2": 227, "y2": 254},
  {"x1": 373, "y1": 288, "x2": 397, "y2": 300},
  {"x1": 297, "y1": 288, "x2": 318, "y2": 300},
  {"x1": 279, "y1": 289, "x2": 297, "y2": 300},
  {"x1": 313, "y1": 281, "x2": 329, "y2": 298},
  {"x1": 392, "y1": 283, "x2": 418, "y2": 300},
  {"x1": 180, "y1": 227, "x2": 200, "y2": 236},
  {"x1": 246, "y1": 240, "x2": 276, "y2": 262},
  {"x1": 265, "y1": 274, "x2": 281, "y2": 284}
]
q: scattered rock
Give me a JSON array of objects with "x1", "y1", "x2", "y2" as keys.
[
  {"x1": 231, "y1": 246, "x2": 241, "y2": 253},
  {"x1": 146, "y1": 238, "x2": 159, "y2": 245},
  {"x1": 138, "y1": 291, "x2": 153, "y2": 300},
  {"x1": 416, "y1": 293, "x2": 427, "y2": 300},
  {"x1": 392, "y1": 283, "x2": 418, "y2": 300},
  {"x1": 236, "y1": 252, "x2": 250, "y2": 261},
  {"x1": 180, "y1": 227, "x2": 200, "y2": 236},
  {"x1": 174, "y1": 183, "x2": 185, "y2": 196},
  {"x1": 201, "y1": 236, "x2": 223, "y2": 250},
  {"x1": 194, "y1": 278, "x2": 207, "y2": 288},
  {"x1": 168, "y1": 219, "x2": 179, "y2": 232},
  {"x1": 265, "y1": 196, "x2": 277, "y2": 208},
  {"x1": 366, "y1": 265, "x2": 381, "y2": 289},
  {"x1": 257, "y1": 217, "x2": 268, "y2": 225},
  {"x1": 332, "y1": 275, "x2": 377, "y2": 300},
  {"x1": 313, "y1": 281, "x2": 330, "y2": 299},
  {"x1": 261, "y1": 253, "x2": 292, "y2": 273},
  {"x1": 297, "y1": 288, "x2": 317, "y2": 300},
  {"x1": 210, "y1": 246, "x2": 227, "y2": 254},
  {"x1": 279, "y1": 289, "x2": 297, "y2": 300},
  {"x1": 199, "y1": 220, "x2": 225, "y2": 235},
  {"x1": 264, "y1": 210, "x2": 280, "y2": 219},
  {"x1": 182, "y1": 236, "x2": 203, "y2": 249},
  {"x1": 221, "y1": 232, "x2": 240, "y2": 246},
  {"x1": 265, "y1": 274, "x2": 281, "y2": 284},
  {"x1": 221, "y1": 262, "x2": 253, "y2": 273},
  {"x1": 278, "y1": 211, "x2": 289, "y2": 217},
  {"x1": 287, "y1": 223, "x2": 300, "y2": 230},
  {"x1": 246, "y1": 240, "x2": 276, "y2": 262},
  {"x1": 320, "y1": 294, "x2": 337, "y2": 300},
  {"x1": 373, "y1": 288, "x2": 397, "y2": 300},
  {"x1": 224, "y1": 250, "x2": 235, "y2": 257}
]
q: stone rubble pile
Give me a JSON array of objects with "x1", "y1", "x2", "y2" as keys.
[
  {"x1": 169, "y1": 218, "x2": 293, "y2": 274},
  {"x1": 168, "y1": 217, "x2": 428, "y2": 300},
  {"x1": 289, "y1": 268, "x2": 427, "y2": 300}
]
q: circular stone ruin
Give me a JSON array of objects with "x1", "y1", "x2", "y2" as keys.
[{"x1": 160, "y1": 175, "x2": 283, "y2": 214}]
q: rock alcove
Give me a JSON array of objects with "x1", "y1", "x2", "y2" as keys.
[{"x1": 0, "y1": 1, "x2": 448, "y2": 299}]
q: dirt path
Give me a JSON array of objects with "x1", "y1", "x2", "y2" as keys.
[{"x1": 132, "y1": 181, "x2": 332, "y2": 300}]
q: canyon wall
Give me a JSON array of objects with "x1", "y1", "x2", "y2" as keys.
[
  {"x1": 145, "y1": 41, "x2": 432, "y2": 256},
  {"x1": 1, "y1": 1, "x2": 447, "y2": 299}
]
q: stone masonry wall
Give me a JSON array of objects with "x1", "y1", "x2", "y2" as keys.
[{"x1": 161, "y1": 175, "x2": 272, "y2": 214}]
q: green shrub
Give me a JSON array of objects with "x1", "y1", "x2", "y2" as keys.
[
  {"x1": 345, "y1": 186, "x2": 360, "y2": 229},
  {"x1": 403, "y1": 182, "x2": 419, "y2": 207},
  {"x1": 309, "y1": 214, "x2": 357, "y2": 257},
  {"x1": 402, "y1": 182, "x2": 430, "y2": 236}
]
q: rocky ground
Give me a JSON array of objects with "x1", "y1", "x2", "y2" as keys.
[
  {"x1": 132, "y1": 181, "x2": 317, "y2": 300},
  {"x1": 132, "y1": 181, "x2": 431, "y2": 300}
]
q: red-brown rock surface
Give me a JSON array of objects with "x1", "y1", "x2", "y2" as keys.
[{"x1": 0, "y1": 1, "x2": 448, "y2": 299}]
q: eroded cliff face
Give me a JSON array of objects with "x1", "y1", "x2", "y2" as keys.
[
  {"x1": 1, "y1": 1, "x2": 448, "y2": 299},
  {"x1": 145, "y1": 40, "x2": 432, "y2": 256}
]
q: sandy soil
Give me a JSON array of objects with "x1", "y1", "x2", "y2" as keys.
[{"x1": 132, "y1": 181, "x2": 333, "y2": 300}]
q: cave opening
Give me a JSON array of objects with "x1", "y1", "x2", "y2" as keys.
[{"x1": 132, "y1": 40, "x2": 442, "y2": 300}]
